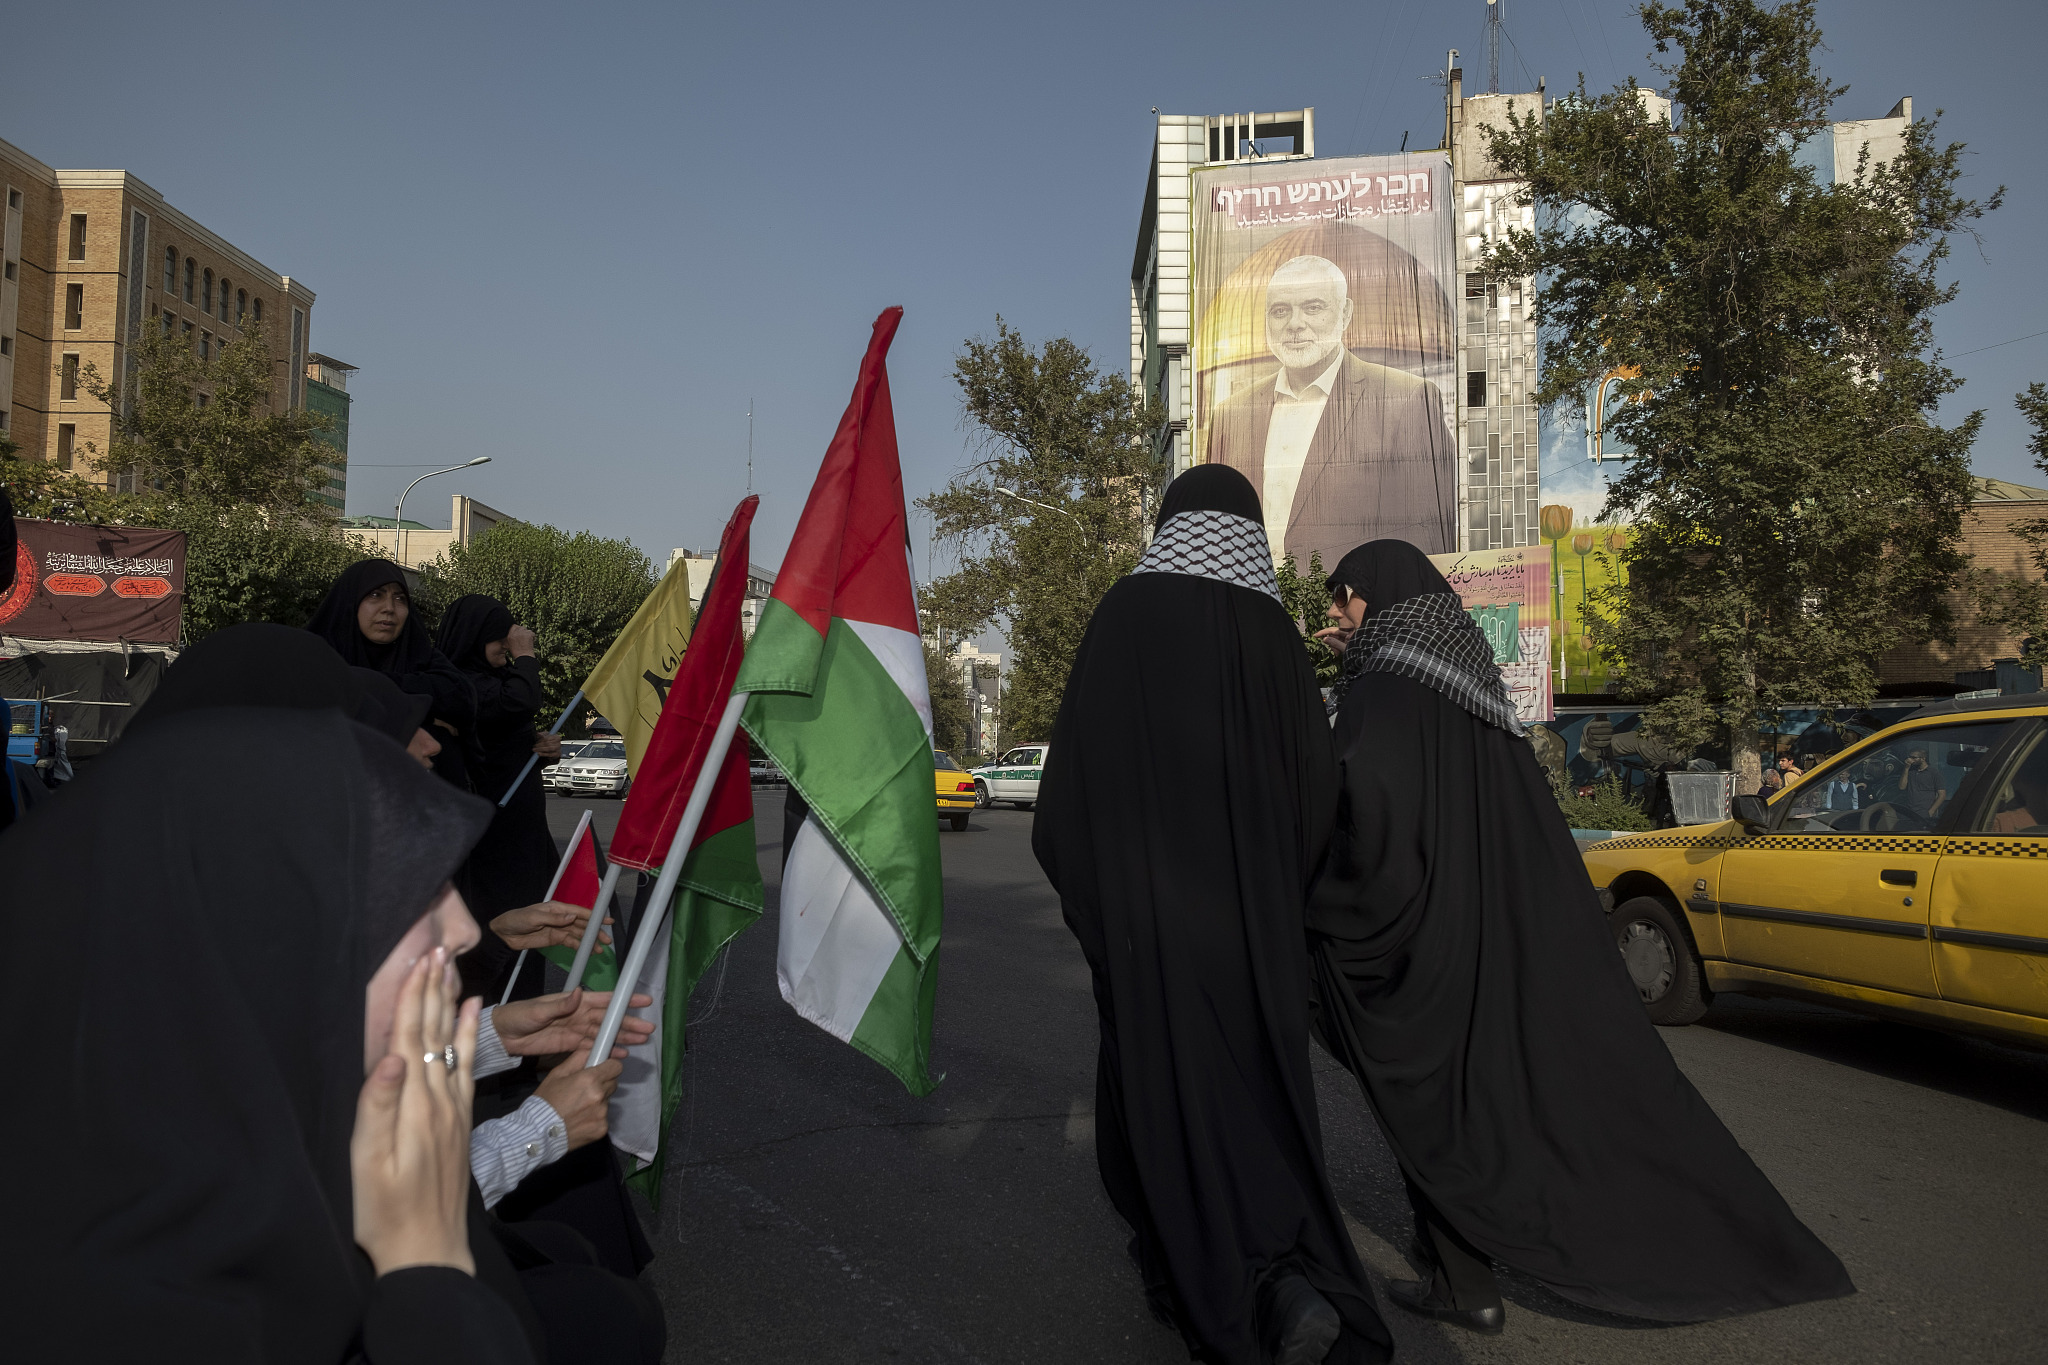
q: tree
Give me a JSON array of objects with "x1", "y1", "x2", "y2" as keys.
[
  {"x1": 414, "y1": 521, "x2": 657, "y2": 718},
  {"x1": 918, "y1": 321, "x2": 1159, "y2": 743},
  {"x1": 1483, "y1": 0, "x2": 1998, "y2": 792},
  {"x1": 1275, "y1": 550, "x2": 1341, "y2": 686},
  {"x1": 1975, "y1": 383, "x2": 2048, "y2": 670},
  {"x1": 77, "y1": 316, "x2": 334, "y2": 515},
  {"x1": 921, "y1": 637, "x2": 973, "y2": 758}
]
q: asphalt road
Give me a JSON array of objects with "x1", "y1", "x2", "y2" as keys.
[{"x1": 546, "y1": 792, "x2": 2048, "y2": 1364}]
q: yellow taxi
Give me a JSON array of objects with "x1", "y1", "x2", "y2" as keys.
[
  {"x1": 934, "y1": 751, "x2": 977, "y2": 832},
  {"x1": 1581, "y1": 694, "x2": 2048, "y2": 1047}
]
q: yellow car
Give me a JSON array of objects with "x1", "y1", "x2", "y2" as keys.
[
  {"x1": 935, "y1": 751, "x2": 977, "y2": 832},
  {"x1": 1582, "y1": 694, "x2": 2047, "y2": 1048}
]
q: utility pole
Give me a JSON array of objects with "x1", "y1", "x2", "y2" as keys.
[{"x1": 1487, "y1": 0, "x2": 1502, "y2": 94}]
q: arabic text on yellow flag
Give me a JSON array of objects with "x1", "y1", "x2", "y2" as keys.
[{"x1": 582, "y1": 559, "x2": 695, "y2": 769}]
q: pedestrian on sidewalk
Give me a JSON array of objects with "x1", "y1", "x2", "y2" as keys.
[
  {"x1": 1033, "y1": 465, "x2": 1390, "y2": 1365},
  {"x1": 1306, "y1": 539, "x2": 1853, "y2": 1333}
]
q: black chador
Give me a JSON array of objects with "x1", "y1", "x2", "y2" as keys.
[
  {"x1": 1033, "y1": 466, "x2": 1391, "y2": 1365},
  {"x1": 1308, "y1": 540, "x2": 1855, "y2": 1328}
]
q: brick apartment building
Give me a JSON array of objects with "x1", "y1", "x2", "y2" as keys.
[{"x1": 0, "y1": 137, "x2": 329, "y2": 497}]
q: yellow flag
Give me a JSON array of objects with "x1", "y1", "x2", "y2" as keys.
[{"x1": 583, "y1": 559, "x2": 696, "y2": 769}]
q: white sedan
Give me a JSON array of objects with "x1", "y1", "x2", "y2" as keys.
[
  {"x1": 557, "y1": 739, "x2": 631, "y2": 798},
  {"x1": 540, "y1": 738, "x2": 590, "y2": 792},
  {"x1": 970, "y1": 744, "x2": 1048, "y2": 810}
]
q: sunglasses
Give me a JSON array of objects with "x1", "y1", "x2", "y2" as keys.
[{"x1": 1329, "y1": 585, "x2": 1356, "y2": 607}]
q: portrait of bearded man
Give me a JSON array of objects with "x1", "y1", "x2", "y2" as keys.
[{"x1": 1204, "y1": 253, "x2": 1457, "y2": 564}]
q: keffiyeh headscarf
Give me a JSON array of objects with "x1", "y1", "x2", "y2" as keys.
[
  {"x1": 1132, "y1": 464, "x2": 1282, "y2": 601},
  {"x1": 1327, "y1": 540, "x2": 1525, "y2": 736}
]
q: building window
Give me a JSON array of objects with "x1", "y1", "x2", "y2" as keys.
[
  {"x1": 7, "y1": 189, "x2": 18, "y2": 210},
  {"x1": 253, "y1": 298, "x2": 263, "y2": 325},
  {"x1": 236, "y1": 288, "x2": 247, "y2": 322},
  {"x1": 196, "y1": 392, "x2": 209, "y2": 410},
  {"x1": 0, "y1": 336, "x2": 11, "y2": 357},
  {"x1": 202, "y1": 269, "x2": 213, "y2": 314},
  {"x1": 66, "y1": 282, "x2": 85, "y2": 329},
  {"x1": 57, "y1": 423, "x2": 76, "y2": 470},
  {"x1": 184, "y1": 258, "x2": 195, "y2": 303},
  {"x1": 62, "y1": 353, "x2": 79, "y2": 400},
  {"x1": 219, "y1": 279, "x2": 232, "y2": 323},
  {"x1": 3, "y1": 261, "x2": 14, "y2": 281},
  {"x1": 1466, "y1": 371, "x2": 1487, "y2": 408},
  {"x1": 164, "y1": 246, "x2": 177, "y2": 293},
  {"x1": 182, "y1": 320, "x2": 194, "y2": 352},
  {"x1": 201, "y1": 331, "x2": 213, "y2": 361},
  {"x1": 0, "y1": 409, "x2": 8, "y2": 432},
  {"x1": 68, "y1": 214, "x2": 87, "y2": 261},
  {"x1": 161, "y1": 311, "x2": 175, "y2": 334}
]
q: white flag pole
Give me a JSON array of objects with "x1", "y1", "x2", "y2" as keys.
[
  {"x1": 500, "y1": 688, "x2": 586, "y2": 809},
  {"x1": 500, "y1": 807, "x2": 593, "y2": 1008},
  {"x1": 562, "y1": 862, "x2": 624, "y2": 994},
  {"x1": 586, "y1": 692, "x2": 748, "y2": 1066}
]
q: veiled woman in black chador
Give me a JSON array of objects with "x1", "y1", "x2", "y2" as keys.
[
  {"x1": 306, "y1": 559, "x2": 477, "y2": 790},
  {"x1": 435, "y1": 595, "x2": 561, "y2": 996},
  {"x1": 1308, "y1": 539, "x2": 1854, "y2": 1331},
  {"x1": 1033, "y1": 465, "x2": 1390, "y2": 1365}
]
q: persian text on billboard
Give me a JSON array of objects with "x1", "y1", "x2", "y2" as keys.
[{"x1": 1192, "y1": 152, "x2": 1459, "y2": 571}]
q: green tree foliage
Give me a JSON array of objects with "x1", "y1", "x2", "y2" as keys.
[
  {"x1": 921, "y1": 637, "x2": 974, "y2": 759},
  {"x1": 918, "y1": 321, "x2": 1159, "y2": 743},
  {"x1": 414, "y1": 522, "x2": 657, "y2": 718},
  {"x1": 1482, "y1": 0, "x2": 1997, "y2": 790},
  {"x1": 1274, "y1": 550, "x2": 1341, "y2": 686},
  {"x1": 77, "y1": 316, "x2": 335, "y2": 515},
  {"x1": 1551, "y1": 772, "x2": 1657, "y2": 833},
  {"x1": 1975, "y1": 383, "x2": 2048, "y2": 669}
]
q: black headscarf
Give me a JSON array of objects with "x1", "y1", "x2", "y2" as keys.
[
  {"x1": 306, "y1": 559, "x2": 437, "y2": 672},
  {"x1": 436, "y1": 595, "x2": 516, "y2": 675},
  {"x1": 1034, "y1": 468, "x2": 1391, "y2": 1364},
  {"x1": 1326, "y1": 539, "x2": 1522, "y2": 735},
  {"x1": 4, "y1": 708, "x2": 498, "y2": 1359},
  {"x1": 306, "y1": 560, "x2": 476, "y2": 785},
  {"x1": 129, "y1": 624, "x2": 354, "y2": 733},
  {"x1": 1154, "y1": 461, "x2": 1263, "y2": 530}
]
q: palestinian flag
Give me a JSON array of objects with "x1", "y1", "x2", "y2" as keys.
[
  {"x1": 736, "y1": 307, "x2": 942, "y2": 1097},
  {"x1": 605, "y1": 496, "x2": 765, "y2": 1200},
  {"x1": 537, "y1": 816, "x2": 618, "y2": 991}
]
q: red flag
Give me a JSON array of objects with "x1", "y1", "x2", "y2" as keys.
[
  {"x1": 554, "y1": 822, "x2": 603, "y2": 909},
  {"x1": 609, "y1": 495, "x2": 759, "y2": 871}
]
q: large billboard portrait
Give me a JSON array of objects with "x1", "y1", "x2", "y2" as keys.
[{"x1": 1192, "y1": 153, "x2": 1458, "y2": 568}]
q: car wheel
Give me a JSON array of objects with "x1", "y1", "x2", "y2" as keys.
[
  {"x1": 949, "y1": 813, "x2": 969, "y2": 831},
  {"x1": 1613, "y1": 896, "x2": 1708, "y2": 1026},
  {"x1": 974, "y1": 780, "x2": 990, "y2": 807}
]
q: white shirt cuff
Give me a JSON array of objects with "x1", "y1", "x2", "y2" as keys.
[
  {"x1": 469, "y1": 1095, "x2": 570, "y2": 1210},
  {"x1": 472, "y1": 1006, "x2": 519, "y2": 1079}
]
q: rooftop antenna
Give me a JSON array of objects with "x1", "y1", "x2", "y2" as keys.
[
  {"x1": 746, "y1": 399, "x2": 754, "y2": 494},
  {"x1": 1487, "y1": 0, "x2": 1502, "y2": 94}
]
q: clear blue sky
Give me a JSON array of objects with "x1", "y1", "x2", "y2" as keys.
[{"x1": 8, "y1": 0, "x2": 2041, "y2": 576}]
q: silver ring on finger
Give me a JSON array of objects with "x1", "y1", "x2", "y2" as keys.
[
  {"x1": 422, "y1": 1051, "x2": 439, "y2": 1066},
  {"x1": 443, "y1": 1045, "x2": 458, "y2": 1071}
]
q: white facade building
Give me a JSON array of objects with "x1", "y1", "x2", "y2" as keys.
[{"x1": 667, "y1": 548, "x2": 776, "y2": 639}]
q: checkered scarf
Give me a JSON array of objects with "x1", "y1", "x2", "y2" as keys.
[
  {"x1": 1132, "y1": 510, "x2": 1281, "y2": 602},
  {"x1": 1334, "y1": 591, "x2": 1525, "y2": 736}
]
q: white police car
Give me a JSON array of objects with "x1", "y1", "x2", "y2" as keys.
[{"x1": 969, "y1": 744, "x2": 1048, "y2": 811}]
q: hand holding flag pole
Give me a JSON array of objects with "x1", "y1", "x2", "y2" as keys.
[
  {"x1": 501, "y1": 807, "x2": 595, "y2": 1007},
  {"x1": 498, "y1": 689, "x2": 586, "y2": 809},
  {"x1": 586, "y1": 691, "x2": 749, "y2": 1066}
]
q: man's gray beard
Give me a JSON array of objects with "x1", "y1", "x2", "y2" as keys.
[{"x1": 1271, "y1": 338, "x2": 1337, "y2": 371}]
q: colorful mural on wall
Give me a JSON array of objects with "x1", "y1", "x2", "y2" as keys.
[{"x1": 1536, "y1": 508, "x2": 1630, "y2": 693}]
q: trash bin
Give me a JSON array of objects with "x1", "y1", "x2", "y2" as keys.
[{"x1": 1666, "y1": 770, "x2": 1736, "y2": 825}]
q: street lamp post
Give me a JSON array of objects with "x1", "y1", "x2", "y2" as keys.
[{"x1": 395, "y1": 457, "x2": 492, "y2": 566}]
